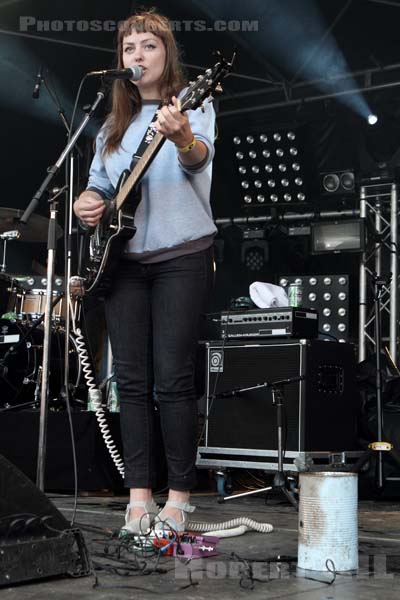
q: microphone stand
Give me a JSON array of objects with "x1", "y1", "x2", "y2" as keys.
[
  {"x1": 20, "y1": 89, "x2": 104, "y2": 224},
  {"x1": 38, "y1": 71, "x2": 83, "y2": 410},
  {"x1": 0, "y1": 231, "x2": 20, "y2": 273},
  {"x1": 36, "y1": 192, "x2": 58, "y2": 490},
  {"x1": 20, "y1": 88, "x2": 105, "y2": 492},
  {"x1": 212, "y1": 375, "x2": 304, "y2": 510},
  {"x1": 1, "y1": 235, "x2": 8, "y2": 273}
]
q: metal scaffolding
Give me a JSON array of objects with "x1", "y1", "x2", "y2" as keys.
[{"x1": 358, "y1": 181, "x2": 398, "y2": 363}]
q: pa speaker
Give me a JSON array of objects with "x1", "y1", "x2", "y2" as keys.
[{"x1": 0, "y1": 453, "x2": 90, "y2": 586}]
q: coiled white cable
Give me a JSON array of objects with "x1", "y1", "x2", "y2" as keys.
[
  {"x1": 187, "y1": 517, "x2": 273, "y2": 538},
  {"x1": 69, "y1": 292, "x2": 124, "y2": 477},
  {"x1": 73, "y1": 326, "x2": 97, "y2": 392}
]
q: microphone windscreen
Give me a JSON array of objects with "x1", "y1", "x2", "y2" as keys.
[{"x1": 128, "y1": 65, "x2": 143, "y2": 81}]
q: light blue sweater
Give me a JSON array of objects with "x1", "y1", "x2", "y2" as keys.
[{"x1": 87, "y1": 96, "x2": 217, "y2": 262}]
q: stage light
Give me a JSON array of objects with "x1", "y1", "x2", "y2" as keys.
[
  {"x1": 241, "y1": 228, "x2": 269, "y2": 271},
  {"x1": 367, "y1": 114, "x2": 378, "y2": 126},
  {"x1": 311, "y1": 219, "x2": 365, "y2": 254},
  {"x1": 279, "y1": 274, "x2": 350, "y2": 342},
  {"x1": 233, "y1": 127, "x2": 308, "y2": 209}
]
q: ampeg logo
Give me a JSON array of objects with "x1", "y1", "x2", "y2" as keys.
[{"x1": 210, "y1": 350, "x2": 224, "y2": 373}]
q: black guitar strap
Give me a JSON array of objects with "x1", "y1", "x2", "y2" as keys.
[{"x1": 129, "y1": 103, "x2": 162, "y2": 170}]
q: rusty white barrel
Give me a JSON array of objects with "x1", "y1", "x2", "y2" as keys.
[{"x1": 298, "y1": 472, "x2": 358, "y2": 572}]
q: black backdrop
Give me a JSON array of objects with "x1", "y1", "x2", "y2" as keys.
[{"x1": 1, "y1": 0, "x2": 400, "y2": 338}]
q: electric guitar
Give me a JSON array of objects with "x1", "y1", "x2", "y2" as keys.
[{"x1": 82, "y1": 52, "x2": 233, "y2": 295}]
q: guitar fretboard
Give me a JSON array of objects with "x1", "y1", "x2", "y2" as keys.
[{"x1": 115, "y1": 131, "x2": 165, "y2": 210}]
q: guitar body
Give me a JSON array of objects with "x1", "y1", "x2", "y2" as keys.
[{"x1": 83, "y1": 170, "x2": 141, "y2": 296}]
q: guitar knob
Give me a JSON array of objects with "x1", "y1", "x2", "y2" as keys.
[{"x1": 215, "y1": 83, "x2": 223, "y2": 93}]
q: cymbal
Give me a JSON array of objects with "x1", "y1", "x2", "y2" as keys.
[{"x1": 0, "y1": 207, "x2": 63, "y2": 243}]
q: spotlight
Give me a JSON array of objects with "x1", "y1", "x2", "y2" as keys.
[{"x1": 367, "y1": 114, "x2": 378, "y2": 126}]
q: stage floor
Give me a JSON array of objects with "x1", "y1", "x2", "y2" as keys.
[{"x1": 3, "y1": 493, "x2": 400, "y2": 599}]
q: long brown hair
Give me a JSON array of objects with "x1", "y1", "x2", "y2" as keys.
[{"x1": 102, "y1": 9, "x2": 186, "y2": 155}]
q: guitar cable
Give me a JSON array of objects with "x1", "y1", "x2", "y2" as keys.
[{"x1": 70, "y1": 292, "x2": 125, "y2": 477}]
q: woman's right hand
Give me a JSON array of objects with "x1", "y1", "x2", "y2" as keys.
[{"x1": 73, "y1": 191, "x2": 106, "y2": 227}]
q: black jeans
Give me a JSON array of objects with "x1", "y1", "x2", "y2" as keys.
[{"x1": 104, "y1": 247, "x2": 214, "y2": 491}]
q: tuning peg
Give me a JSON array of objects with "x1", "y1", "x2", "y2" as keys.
[{"x1": 189, "y1": 80, "x2": 194, "y2": 85}]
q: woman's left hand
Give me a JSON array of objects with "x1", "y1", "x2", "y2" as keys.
[{"x1": 155, "y1": 96, "x2": 193, "y2": 147}]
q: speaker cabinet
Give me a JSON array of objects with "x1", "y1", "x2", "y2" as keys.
[
  {"x1": 0, "y1": 454, "x2": 90, "y2": 586},
  {"x1": 197, "y1": 339, "x2": 360, "y2": 471}
]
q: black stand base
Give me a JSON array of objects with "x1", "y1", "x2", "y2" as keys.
[
  {"x1": 218, "y1": 470, "x2": 298, "y2": 509},
  {"x1": 264, "y1": 471, "x2": 298, "y2": 509}
]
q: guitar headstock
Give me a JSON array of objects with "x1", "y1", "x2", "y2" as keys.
[{"x1": 179, "y1": 51, "x2": 234, "y2": 112}]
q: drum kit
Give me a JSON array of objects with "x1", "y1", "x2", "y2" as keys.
[{"x1": 0, "y1": 207, "x2": 84, "y2": 410}]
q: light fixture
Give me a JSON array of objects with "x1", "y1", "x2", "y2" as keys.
[
  {"x1": 241, "y1": 228, "x2": 268, "y2": 271},
  {"x1": 279, "y1": 274, "x2": 350, "y2": 341},
  {"x1": 233, "y1": 128, "x2": 307, "y2": 208},
  {"x1": 367, "y1": 114, "x2": 378, "y2": 126},
  {"x1": 311, "y1": 219, "x2": 366, "y2": 254}
]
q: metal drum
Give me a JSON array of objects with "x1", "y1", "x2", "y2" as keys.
[
  {"x1": 13, "y1": 289, "x2": 80, "y2": 323},
  {"x1": 0, "y1": 319, "x2": 82, "y2": 408},
  {"x1": 297, "y1": 472, "x2": 358, "y2": 573}
]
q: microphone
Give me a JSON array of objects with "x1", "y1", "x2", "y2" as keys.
[
  {"x1": 32, "y1": 66, "x2": 43, "y2": 99},
  {"x1": 87, "y1": 66, "x2": 143, "y2": 80}
]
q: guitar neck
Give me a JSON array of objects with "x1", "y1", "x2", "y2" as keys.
[{"x1": 115, "y1": 131, "x2": 166, "y2": 210}]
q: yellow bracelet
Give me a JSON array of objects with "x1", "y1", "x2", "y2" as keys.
[{"x1": 177, "y1": 137, "x2": 197, "y2": 153}]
